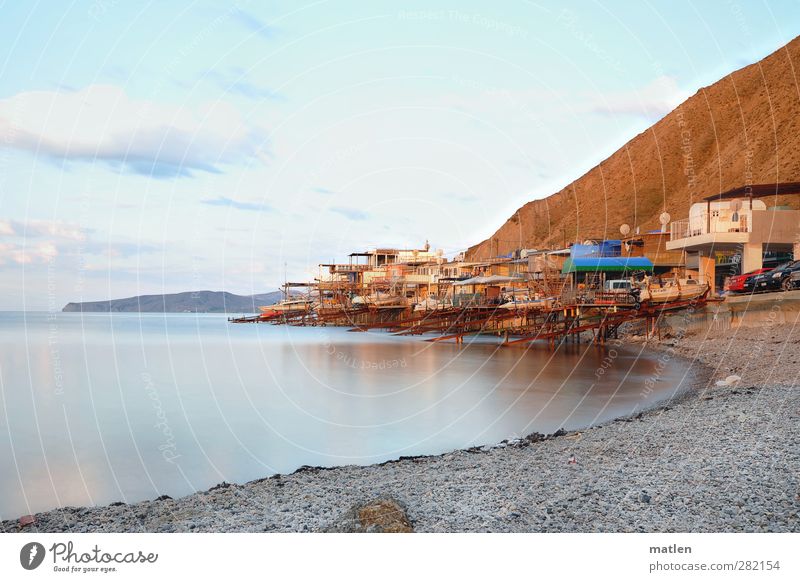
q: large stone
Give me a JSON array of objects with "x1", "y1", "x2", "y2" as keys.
[{"x1": 325, "y1": 498, "x2": 413, "y2": 533}]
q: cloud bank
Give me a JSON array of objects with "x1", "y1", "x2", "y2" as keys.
[
  {"x1": 0, "y1": 85, "x2": 268, "y2": 177},
  {"x1": 0, "y1": 217, "x2": 161, "y2": 270}
]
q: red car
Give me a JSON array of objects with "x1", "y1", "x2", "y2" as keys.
[{"x1": 725, "y1": 268, "x2": 771, "y2": 293}]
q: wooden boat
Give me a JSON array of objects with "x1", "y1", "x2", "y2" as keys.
[
  {"x1": 498, "y1": 296, "x2": 556, "y2": 310},
  {"x1": 352, "y1": 292, "x2": 406, "y2": 308},
  {"x1": 258, "y1": 298, "x2": 313, "y2": 316},
  {"x1": 634, "y1": 277, "x2": 709, "y2": 304}
]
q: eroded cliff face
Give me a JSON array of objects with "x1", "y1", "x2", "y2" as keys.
[{"x1": 467, "y1": 36, "x2": 800, "y2": 260}]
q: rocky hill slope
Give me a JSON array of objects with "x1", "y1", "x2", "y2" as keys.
[{"x1": 468, "y1": 36, "x2": 800, "y2": 259}]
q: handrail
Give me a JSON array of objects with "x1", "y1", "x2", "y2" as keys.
[{"x1": 670, "y1": 212, "x2": 753, "y2": 240}]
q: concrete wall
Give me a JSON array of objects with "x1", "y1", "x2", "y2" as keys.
[{"x1": 661, "y1": 291, "x2": 800, "y2": 335}]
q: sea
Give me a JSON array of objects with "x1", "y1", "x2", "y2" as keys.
[{"x1": 0, "y1": 311, "x2": 694, "y2": 517}]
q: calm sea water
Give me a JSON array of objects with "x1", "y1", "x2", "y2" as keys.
[{"x1": 0, "y1": 312, "x2": 694, "y2": 517}]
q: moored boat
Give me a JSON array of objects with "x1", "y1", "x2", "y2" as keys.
[
  {"x1": 634, "y1": 276, "x2": 709, "y2": 304},
  {"x1": 413, "y1": 297, "x2": 453, "y2": 312},
  {"x1": 352, "y1": 292, "x2": 407, "y2": 308},
  {"x1": 498, "y1": 296, "x2": 556, "y2": 310},
  {"x1": 258, "y1": 298, "x2": 314, "y2": 316}
]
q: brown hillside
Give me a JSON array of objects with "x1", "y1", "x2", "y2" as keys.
[{"x1": 467, "y1": 36, "x2": 800, "y2": 259}]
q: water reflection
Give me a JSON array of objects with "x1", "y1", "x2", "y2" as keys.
[{"x1": 0, "y1": 312, "x2": 693, "y2": 516}]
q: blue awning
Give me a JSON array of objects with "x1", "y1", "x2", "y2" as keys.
[{"x1": 562, "y1": 257, "x2": 654, "y2": 273}]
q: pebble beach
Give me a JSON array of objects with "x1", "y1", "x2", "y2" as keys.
[{"x1": 3, "y1": 318, "x2": 799, "y2": 533}]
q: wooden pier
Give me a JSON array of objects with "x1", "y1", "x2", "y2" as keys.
[{"x1": 230, "y1": 293, "x2": 709, "y2": 348}]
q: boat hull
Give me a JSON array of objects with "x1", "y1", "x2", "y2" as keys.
[
  {"x1": 637, "y1": 280, "x2": 709, "y2": 304},
  {"x1": 498, "y1": 299, "x2": 555, "y2": 310},
  {"x1": 258, "y1": 302, "x2": 312, "y2": 313}
]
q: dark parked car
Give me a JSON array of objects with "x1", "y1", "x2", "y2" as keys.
[{"x1": 743, "y1": 261, "x2": 800, "y2": 293}]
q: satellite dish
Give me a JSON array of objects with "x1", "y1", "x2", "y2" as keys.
[
  {"x1": 620, "y1": 223, "x2": 631, "y2": 236},
  {"x1": 659, "y1": 212, "x2": 671, "y2": 225}
]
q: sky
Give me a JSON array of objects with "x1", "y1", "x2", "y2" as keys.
[{"x1": 1, "y1": 0, "x2": 799, "y2": 309}]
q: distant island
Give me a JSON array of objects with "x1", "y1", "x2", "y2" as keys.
[{"x1": 62, "y1": 290, "x2": 284, "y2": 313}]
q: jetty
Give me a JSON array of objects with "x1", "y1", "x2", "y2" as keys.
[{"x1": 229, "y1": 237, "x2": 716, "y2": 346}]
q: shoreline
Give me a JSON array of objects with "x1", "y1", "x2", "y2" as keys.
[{"x1": 3, "y1": 325, "x2": 798, "y2": 533}]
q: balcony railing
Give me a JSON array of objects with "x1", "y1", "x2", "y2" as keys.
[
  {"x1": 670, "y1": 213, "x2": 752, "y2": 241},
  {"x1": 328, "y1": 264, "x2": 371, "y2": 273},
  {"x1": 669, "y1": 218, "x2": 690, "y2": 240}
]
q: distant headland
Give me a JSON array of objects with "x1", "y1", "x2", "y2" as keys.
[{"x1": 62, "y1": 290, "x2": 283, "y2": 313}]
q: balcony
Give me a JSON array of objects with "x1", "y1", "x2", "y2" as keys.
[
  {"x1": 402, "y1": 273, "x2": 435, "y2": 284},
  {"x1": 670, "y1": 213, "x2": 752, "y2": 241},
  {"x1": 326, "y1": 264, "x2": 371, "y2": 274},
  {"x1": 669, "y1": 218, "x2": 690, "y2": 241},
  {"x1": 667, "y1": 207, "x2": 800, "y2": 253}
]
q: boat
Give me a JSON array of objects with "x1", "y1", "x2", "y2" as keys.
[
  {"x1": 352, "y1": 292, "x2": 407, "y2": 308},
  {"x1": 413, "y1": 297, "x2": 453, "y2": 312},
  {"x1": 633, "y1": 276, "x2": 709, "y2": 304},
  {"x1": 498, "y1": 296, "x2": 556, "y2": 310},
  {"x1": 258, "y1": 298, "x2": 314, "y2": 317}
]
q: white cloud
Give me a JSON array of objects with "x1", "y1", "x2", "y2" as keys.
[
  {"x1": 0, "y1": 241, "x2": 58, "y2": 265},
  {"x1": 0, "y1": 219, "x2": 86, "y2": 241},
  {"x1": 0, "y1": 220, "x2": 15, "y2": 236},
  {"x1": 0, "y1": 218, "x2": 100, "y2": 267},
  {"x1": 590, "y1": 75, "x2": 689, "y2": 120},
  {"x1": 0, "y1": 85, "x2": 268, "y2": 177},
  {"x1": 0, "y1": 219, "x2": 80, "y2": 266},
  {"x1": 26, "y1": 219, "x2": 86, "y2": 241}
]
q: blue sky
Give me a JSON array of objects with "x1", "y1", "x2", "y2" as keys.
[{"x1": 1, "y1": 0, "x2": 798, "y2": 309}]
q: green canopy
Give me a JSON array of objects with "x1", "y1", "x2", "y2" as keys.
[{"x1": 562, "y1": 257, "x2": 654, "y2": 274}]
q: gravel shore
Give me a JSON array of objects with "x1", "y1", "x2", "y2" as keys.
[{"x1": 4, "y1": 319, "x2": 799, "y2": 533}]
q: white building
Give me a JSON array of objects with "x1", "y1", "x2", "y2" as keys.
[{"x1": 666, "y1": 184, "x2": 800, "y2": 292}]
